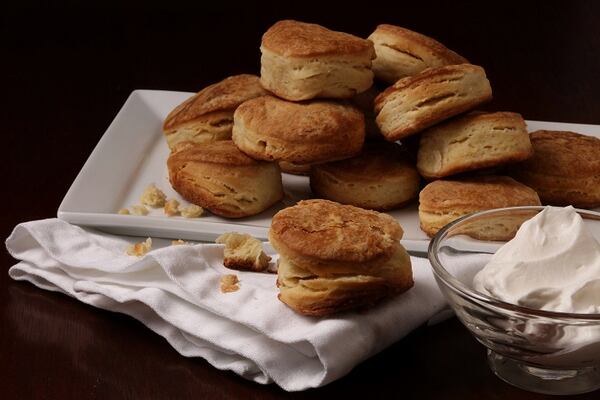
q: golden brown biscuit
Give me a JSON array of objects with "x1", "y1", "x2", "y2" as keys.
[
  {"x1": 278, "y1": 161, "x2": 312, "y2": 175},
  {"x1": 418, "y1": 175, "x2": 541, "y2": 237},
  {"x1": 260, "y1": 20, "x2": 375, "y2": 101},
  {"x1": 232, "y1": 95, "x2": 365, "y2": 164},
  {"x1": 310, "y1": 142, "x2": 420, "y2": 210},
  {"x1": 417, "y1": 112, "x2": 532, "y2": 179},
  {"x1": 163, "y1": 75, "x2": 268, "y2": 149},
  {"x1": 167, "y1": 141, "x2": 283, "y2": 218},
  {"x1": 510, "y1": 130, "x2": 600, "y2": 208},
  {"x1": 375, "y1": 64, "x2": 492, "y2": 141},
  {"x1": 270, "y1": 199, "x2": 413, "y2": 316},
  {"x1": 368, "y1": 24, "x2": 468, "y2": 83}
]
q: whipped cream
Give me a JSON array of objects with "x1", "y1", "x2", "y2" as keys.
[{"x1": 473, "y1": 206, "x2": 600, "y2": 313}]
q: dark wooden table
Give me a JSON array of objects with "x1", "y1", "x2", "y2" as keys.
[{"x1": 3, "y1": 2, "x2": 600, "y2": 399}]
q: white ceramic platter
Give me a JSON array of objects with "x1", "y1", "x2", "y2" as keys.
[{"x1": 58, "y1": 90, "x2": 600, "y2": 251}]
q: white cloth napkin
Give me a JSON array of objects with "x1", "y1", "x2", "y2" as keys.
[{"x1": 5, "y1": 218, "x2": 484, "y2": 391}]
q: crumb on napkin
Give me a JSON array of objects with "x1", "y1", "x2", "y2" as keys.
[
  {"x1": 215, "y1": 232, "x2": 272, "y2": 272},
  {"x1": 171, "y1": 239, "x2": 187, "y2": 246},
  {"x1": 126, "y1": 238, "x2": 152, "y2": 257},
  {"x1": 220, "y1": 274, "x2": 240, "y2": 293}
]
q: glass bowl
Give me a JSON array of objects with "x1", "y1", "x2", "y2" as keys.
[{"x1": 428, "y1": 206, "x2": 600, "y2": 395}]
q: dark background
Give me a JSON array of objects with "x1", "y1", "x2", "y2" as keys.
[{"x1": 2, "y1": 1, "x2": 600, "y2": 398}]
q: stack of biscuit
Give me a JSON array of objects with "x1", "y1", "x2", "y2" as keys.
[
  {"x1": 155, "y1": 19, "x2": 600, "y2": 315},
  {"x1": 161, "y1": 19, "x2": 594, "y2": 233}
]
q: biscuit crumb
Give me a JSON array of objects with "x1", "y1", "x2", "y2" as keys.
[
  {"x1": 126, "y1": 238, "x2": 152, "y2": 257},
  {"x1": 220, "y1": 274, "x2": 240, "y2": 293},
  {"x1": 130, "y1": 205, "x2": 149, "y2": 216},
  {"x1": 140, "y1": 184, "x2": 167, "y2": 207},
  {"x1": 164, "y1": 199, "x2": 180, "y2": 216},
  {"x1": 117, "y1": 208, "x2": 130, "y2": 215},
  {"x1": 180, "y1": 204, "x2": 203, "y2": 218},
  {"x1": 171, "y1": 239, "x2": 187, "y2": 246},
  {"x1": 215, "y1": 232, "x2": 272, "y2": 272}
]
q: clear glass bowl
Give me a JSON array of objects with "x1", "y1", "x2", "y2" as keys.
[{"x1": 428, "y1": 206, "x2": 600, "y2": 395}]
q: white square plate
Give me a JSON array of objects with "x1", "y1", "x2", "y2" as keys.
[{"x1": 58, "y1": 90, "x2": 600, "y2": 251}]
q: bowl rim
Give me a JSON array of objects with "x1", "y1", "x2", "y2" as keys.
[{"x1": 428, "y1": 205, "x2": 600, "y2": 320}]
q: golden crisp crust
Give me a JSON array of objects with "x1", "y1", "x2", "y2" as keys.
[
  {"x1": 310, "y1": 142, "x2": 420, "y2": 210},
  {"x1": 269, "y1": 199, "x2": 403, "y2": 271},
  {"x1": 261, "y1": 20, "x2": 374, "y2": 59},
  {"x1": 163, "y1": 75, "x2": 267, "y2": 131},
  {"x1": 419, "y1": 175, "x2": 541, "y2": 213},
  {"x1": 516, "y1": 131, "x2": 600, "y2": 177},
  {"x1": 373, "y1": 24, "x2": 468, "y2": 65},
  {"x1": 418, "y1": 175, "x2": 541, "y2": 237},
  {"x1": 369, "y1": 24, "x2": 468, "y2": 83},
  {"x1": 510, "y1": 130, "x2": 600, "y2": 207},
  {"x1": 167, "y1": 141, "x2": 283, "y2": 218},
  {"x1": 232, "y1": 95, "x2": 365, "y2": 163},
  {"x1": 374, "y1": 64, "x2": 492, "y2": 141},
  {"x1": 169, "y1": 140, "x2": 260, "y2": 167},
  {"x1": 417, "y1": 111, "x2": 532, "y2": 179}
]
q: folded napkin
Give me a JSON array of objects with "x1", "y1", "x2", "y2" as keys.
[{"x1": 5, "y1": 218, "x2": 482, "y2": 391}]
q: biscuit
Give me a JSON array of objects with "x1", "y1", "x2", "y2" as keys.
[
  {"x1": 375, "y1": 64, "x2": 492, "y2": 141},
  {"x1": 260, "y1": 20, "x2": 375, "y2": 101},
  {"x1": 163, "y1": 74, "x2": 268, "y2": 149},
  {"x1": 278, "y1": 161, "x2": 312, "y2": 175},
  {"x1": 510, "y1": 131, "x2": 600, "y2": 208},
  {"x1": 310, "y1": 142, "x2": 420, "y2": 210},
  {"x1": 270, "y1": 199, "x2": 413, "y2": 316},
  {"x1": 232, "y1": 95, "x2": 365, "y2": 164},
  {"x1": 368, "y1": 24, "x2": 468, "y2": 83},
  {"x1": 418, "y1": 175, "x2": 541, "y2": 237},
  {"x1": 417, "y1": 112, "x2": 532, "y2": 179},
  {"x1": 167, "y1": 141, "x2": 283, "y2": 218}
]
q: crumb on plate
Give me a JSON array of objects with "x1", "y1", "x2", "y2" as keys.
[
  {"x1": 130, "y1": 205, "x2": 149, "y2": 216},
  {"x1": 164, "y1": 199, "x2": 180, "y2": 216},
  {"x1": 140, "y1": 183, "x2": 167, "y2": 207},
  {"x1": 117, "y1": 208, "x2": 130, "y2": 215},
  {"x1": 180, "y1": 204, "x2": 203, "y2": 218}
]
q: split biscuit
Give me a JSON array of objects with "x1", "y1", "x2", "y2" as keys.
[
  {"x1": 232, "y1": 95, "x2": 365, "y2": 164},
  {"x1": 417, "y1": 112, "x2": 532, "y2": 179},
  {"x1": 368, "y1": 24, "x2": 468, "y2": 83},
  {"x1": 510, "y1": 130, "x2": 600, "y2": 208},
  {"x1": 167, "y1": 141, "x2": 283, "y2": 218},
  {"x1": 163, "y1": 74, "x2": 268, "y2": 149},
  {"x1": 260, "y1": 20, "x2": 375, "y2": 101},
  {"x1": 375, "y1": 64, "x2": 492, "y2": 141},
  {"x1": 310, "y1": 142, "x2": 420, "y2": 210},
  {"x1": 418, "y1": 175, "x2": 541, "y2": 238},
  {"x1": 270, "y1": 199, "x2": 413, "y2": 316}
]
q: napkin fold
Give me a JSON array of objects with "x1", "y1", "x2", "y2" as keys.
[{"x1": 6, "y1": 218, "x2": 475, "y2": 391}]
